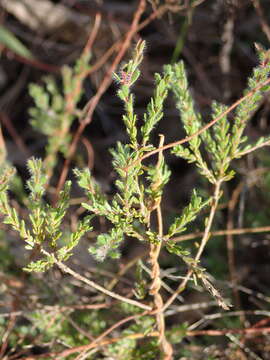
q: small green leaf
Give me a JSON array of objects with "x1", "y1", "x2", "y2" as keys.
[{"x1": 0, "y1": 25, "x2": 34, "y2": 59}]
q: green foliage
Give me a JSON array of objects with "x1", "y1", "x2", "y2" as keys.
[
  {"x1": 107, "y1": 316, "x2": 158, "y2": 360},
  {"x1": 231, "y1": 48, "x2": 270, "y2": 157},
  {"x1": 0, "y1": 25, "x2": 34, "y2": 59},
  {"x1": 0, "y1": 158, "x2": 93, "y2": 272},
  {"x1": 141, "y1": 73, "x2": 172, "y2": 146},
  {"x1": 145, "y1": 146, "x2": 171, "y2": 210},
  {"x1": 134, "y1": 260, "x2": 148, "y2": 299},
  {"x1": 165, "y1": 47, "x2": 270, "y2": 185},
  {"x1": 167, "y1": 322, "x2": 188, "y2": 344},
  {"x1": 114, "y1": 40, "x2": 145, "y2": 147},
  {"x1": 2, "y1": 41, "x2": 269, "y2": 278},
  {"x1": 0, "y1": 230, "x2": 13, "y2": 270},
  {"x1": 164, "y1": 61, "x2": 216, "y2": 183},
  {"x1": 167, "y1": 190, "x2": 210, "y2": 237},
  {"x1": 0, "y1": 41, "x2": 270, "y2": 358},
  {"x1": 29, "y1": 52, "x2": 91, "y2": 179},
  {"x1": 74, "y1": 41, "x2": 209, "y2": 263}
]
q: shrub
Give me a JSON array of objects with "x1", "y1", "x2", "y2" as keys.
[{"x1": 0, "y1": 41, "x2": 270, "y2": 359}]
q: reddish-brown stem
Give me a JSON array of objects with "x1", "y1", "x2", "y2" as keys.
[
  {"x1": 186, "y1": 326, "x2": 270, "y2": 337},
  {"x1": 126, "y1": 76, "x2": 270, "y2": 171},
  {"x1": 226, "y1": 183, "x2": 244, "y2": 313}
]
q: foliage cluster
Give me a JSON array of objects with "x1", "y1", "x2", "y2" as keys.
[{"x1": 0, "y1": 40, "x2": 270, "y2": 359}]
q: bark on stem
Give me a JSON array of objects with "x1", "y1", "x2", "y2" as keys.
[{"x1": 149, "y1": 135, "x2": 173, "y2": 359}]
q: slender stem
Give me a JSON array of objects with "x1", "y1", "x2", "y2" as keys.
[
  {"x1": 149, "y1": 205, "x2": 173, "y2": 359},
  {"x1": 86, "y1": 311, "x2": 148, "y2": 350},
  {"x1": 173, "y1": 225, "x2": 270, "y2": 242},
  {"x1": 44, "y1": 15, "x2": 102, "y2": 184},
  {"x1": 42, "y1": 251, "x2": 151, "y2": 311},
  {"x1": 48, "y1": 332, "x2": 160, "y2": 359},
  {"x1": 126, "y1": 76, "x2": 270, "y2": 171},
  {"x1": 195, "y1": 179, "x2": 221, "y2": 261},
  {"x1": 149, "y1": 135, "x2": 173, "y2": 359},
  {"x1": 226, "y1": 182, "x2": 243, "y2": 314},
  {"x1": 9, "y1": 326, "x2": 270, "y2": 359},
  {"x1": 107, "y1": 253, "x2": 143, "y2": 291},
  {"x1": 162, "y1": 180, "x2": 222, "y2": 312},
  {"x1": 251, "y1": 0, "x2": 270, "y2": 42},
  {"x1": 236, "y1": 138, "x2": 270, "y2": 157}
]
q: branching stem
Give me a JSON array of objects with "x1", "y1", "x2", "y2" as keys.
[
  {"x1": 41, "y1": 250, "x2": 151, "y2": 311},
  {"x1": 126, "y1": 76, "x2": 270, "y2": 171},
  {"x1": 162, "y1": 180, "x2": 222, "y2": 312},
  {"x1": 149, "y1": 135, "x2": 173, "y2": 359}
]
